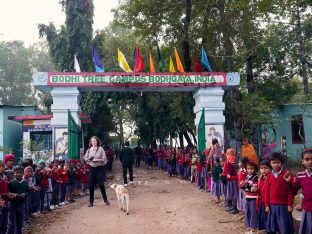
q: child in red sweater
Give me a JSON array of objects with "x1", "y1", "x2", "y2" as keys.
[
  {"x1": 284, "y1": 148, "x2": 312, "y2": 234},
  {"x1": 0, "y1": 160, "x2": 9, "y2": 234},
  {"x1": 265, "y1": 152, "x2": 294, "y2": 234}
]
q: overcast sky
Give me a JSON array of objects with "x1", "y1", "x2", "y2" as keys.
[{"x1": 0, "y1": 0, "x2": 119, "y2": 46}]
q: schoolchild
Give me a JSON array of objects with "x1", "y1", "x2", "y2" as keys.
[
  {"x1": 257, "y1": 159, "x2": 271, "y2": 233},
  {"x1": 51, "y1": 159, "x2": 60, "y2": 209},
  {"x1": 74, "y1": 160, "x2": 82, "y2": 198},
  {"x1": 284, "y1": 148, "x2": 312, "y2": 234},
  {"x1": 222, "y1": 148, "x2": 239, "y2": 214},
  {"x1": 4, "y1": 154, "x2": 15, "y2": 182},
  {"x1": 184, "y1": 154, "x2": 191, "y2": 180},
  {"x1": 0, "y1": 160, "x2": 9, "y2": 234},
  {"x1": 265, "y1": 152, "x2": 294, "y2": 234},
  {"x1": 44, "y1": 167, "x2": 53, "y2": 211},
  {"x1": 200, "y1": 152, "x2": 208, "y2": 191},
  {"x1": 57, "y1": 159, "x2": 68, "y2": 205},
  {"x1": 67, "y1": 159, "x2": 77, "y2": 202},
  {"x1": 80, "y1": 163, "x2": 89, "y2": 196},
  {"x1": 236, "y1": 157, "x2": 249, "y2": 212},
  {"x1": 241, "y1": 162, "x2": 259, "y2": 233},
  {"x1": 190, "y1": 148, "x2": 199, "y2": 183},
  {"x1": 23, "y1": 166, "x2": 34, "y2": 224},
  {"x1": 7, "y1": 166, "x2": 30, "y2": 234},
  {"x1": 211, "y1": 157, "x2": 223, "y2": 204},
  {"x1": 35, "y1": 160, "x2": 46, "y2": 214}
]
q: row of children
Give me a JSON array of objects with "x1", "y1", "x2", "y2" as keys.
[
  {"x1": 152, "y1": 143, "x2": 311, "y2": 234},
  {"x1": 0, "y1": 154, "x2": 90, "y2": 234}
]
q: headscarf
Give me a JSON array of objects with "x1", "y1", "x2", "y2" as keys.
[
  {"x1": 37, "y1": 159, "x2": 45, "y2": 166},
  {"x1": 4, "y1": 154, "x2": 15, "y2": 164},
  {"x1": 226, "y1": 148, "x2": 236, "y2": 163}
]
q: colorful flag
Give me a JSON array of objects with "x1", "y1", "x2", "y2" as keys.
[
  {"x1": 174, "y1": 47, "x2": 185, "y2": 72},
  {"x1": 169, "y1": 56, "x2": 176, "y2": 72},
  {"x1": 201, "y1": 47, "x2": 212, "y2": 72},
  {"x1": 149, "y1": 52, "x2": 155, "y2": 72},
  {"x1": 193, "y1": 57, "x2": 203, "y2": 72},
  {"x1": 74, "y1": 54, "x2": 81, "y2": 72},
  {"x1": 92, "y1": 44, "x2": 105, "y2": 72},
  {"x1": 117, "y1": 48, "x2": 132, "y2": 72},
  {"x1": 133, "y1": 48, "x2": 137, "y2": 71},
  {"x1": 157, "y1": 45, "x2": 163, "y2": 72},
  {"x1": 134, "y1": 47, "x2": 145, "y2": 72}
]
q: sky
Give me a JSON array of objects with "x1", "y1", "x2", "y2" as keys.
[{"x1": 0, "y1": 0, "x2": 119, "y2": 46}]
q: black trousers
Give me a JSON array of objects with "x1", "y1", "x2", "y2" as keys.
[
  {"x1": 88, "y1": 166, "x2": 108, "y2": 204},
  {"x1": 122, "y1": 163, "x2": 133, "y2": 184}
]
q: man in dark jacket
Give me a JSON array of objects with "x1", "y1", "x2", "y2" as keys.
[{"x1": 119, "y1": 141, "x2": 134, "y2": 186}]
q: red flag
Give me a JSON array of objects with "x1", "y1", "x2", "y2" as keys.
[
  {"x1": 134, "y1": 48, "x2": 145, "y2": 72},
  {"x1": 193, "y1": 57, "x2": 203, "y2": 72}
]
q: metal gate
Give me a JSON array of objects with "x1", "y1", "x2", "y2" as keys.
[{"x1": 68, "y1": 111, "x2": 81, "y2": 159}]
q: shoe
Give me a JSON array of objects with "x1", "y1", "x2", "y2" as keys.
[
  {"x1": 88, "y1": 203, "x2": 93, "y2": 207},
  {"x1": 55, "y1": 205, "x2": 61, "y2": 209},
  {"x1": 60, "y1": 202, "x2": 66, "y2": 206},
  {"x1": 129, "y1": 181, "x2": 134, "y2": 185},
  {"x1": 229, "y1": 209, "x2": 239, "y2": 214},
  {"x1": 104, "y1": 200, "x2": 110, "y2": 206},
  {"x1": 124, "y1": 184, "x2": 128, "y2": 187},
  {"x1": 225, "y1": 206, "x2": 235, "y2": 212},
  {"x1": 49, "y1": 205, "x2": 55, "y2": 210}
]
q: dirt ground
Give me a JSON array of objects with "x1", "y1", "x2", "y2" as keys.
[{"x1": 25, "y1": 162, "x2": 245, "y2": 234}]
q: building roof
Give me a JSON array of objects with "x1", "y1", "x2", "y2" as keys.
[{"x1": 8, "y1": 113, "x2": 91, "y2": 124}]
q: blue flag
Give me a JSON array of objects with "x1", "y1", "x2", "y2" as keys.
[
  {"x1": 92, "y1": 44, "x2": 105, "y2": 72},
  {"x1": 133, "y1": 48, "x2": 137, "y2": 71},
  {"x1": 201, "y1": 47, "x2": 212, "y2": 72}
]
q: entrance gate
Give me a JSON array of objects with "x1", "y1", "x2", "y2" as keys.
[{"x1": 33, "y1": 72, "x2": 240, "y2": 158}]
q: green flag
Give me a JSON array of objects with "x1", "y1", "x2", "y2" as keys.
[{"x1": 157, "y1": 45, "x2": 163, "y2": 72}]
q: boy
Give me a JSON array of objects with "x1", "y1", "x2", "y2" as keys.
[
  {"x1": 7, "y1": 166, "x2": 30, "y2": 234},
  {"x1": 57, "y1": 160, "x2": 68, "y2": 205},
  {"x1": 51, "y1": 159, "x2": 60, "y2": 209},
  {"x1": 0, "y1": 160, "x2": 9, "y2": 234},
  {"x1": 23, "y1": 166, "x2": 34, "y2": 225},
  {"x1": 265, "y1": 152, "x2": 294, "y2": 234}
]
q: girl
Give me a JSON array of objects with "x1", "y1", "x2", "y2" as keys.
[
  {"x1": 241, "y1": 162, "x2": 258, "y2": 233},
  {"x1": 257, "y1": 159, "x2": 271, "y2": 233},
  {"x1": 222, "y1": 148, "x2": 239, "y2": 214},
  {"x1": 190, "y1": 148, "x2": 199, "y2": 183},
  {"x1": 284, "y1": 148, "x2": 312, "y2": 234},
  {"x1": 80, "y1": 163, "x2": 89, "y2": 196},
  {"x1": 265, "y1": 152, "x2": 294, "y2": 234},
  {"x1": 212, "y1": 157, "x2": 222, "y2": 203},
  {"x1": 236, "y1": 157, "x2": 249, "y2": 212}
]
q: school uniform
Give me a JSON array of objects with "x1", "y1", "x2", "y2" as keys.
[
  {"x1": 190, "y1": 154, "x2": 198, "y2": 183},
  {"x1": 23, "y1": 176, "x2": 35, "y2": 222},
  {"x1": 51, "y1": 166, "x2": 60, "y2": 206},
  {"x1": 264, "y1": 168, "x2": 294, "y2": 234},
  {"x1": 57, "y1": 167, "x2": 69, "y2": 203},
  {"x1": 0, "y1": 174, "x2": 9, "y2": 234},
  {"x1": 288, "y1": 170, "x2": 312, "y2": 234},
  {"x1": 236, "y1": 168, "x2": 247, "y2": 211},
  {"x1": 212, "y1": 164, "x2": 222, "y2": 198},
  {"x1": 222, "y1": 161, "x2": 238, "y2": 202},
  {"x1": 243, "y1": 173, "x2": 259, "y2": 229},
  {"x1": 257, "y1": 174, "x2": 269, "y2": 231},
  {"x1": 196, "y1": 161, "x2": 203, "y2": 188},
  {"x1": 81, "y1": 168, "x2": 89, "y2": 194},
  {"x1": 7, "y1": 179, "x2": 30, "y2": 234}
]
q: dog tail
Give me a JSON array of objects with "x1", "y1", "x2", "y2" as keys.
[{"x1": 126, "y1": 194, "x2": 129, "y2": 215}]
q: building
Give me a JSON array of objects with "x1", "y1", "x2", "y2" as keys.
[
  {"x1": 261, "y1": 103, "x2": 312, "y2": 160},
  {"x1": 0, "y1": 105, "x2": 43, "y2": 160}
]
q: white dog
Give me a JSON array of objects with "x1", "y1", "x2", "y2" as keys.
[{"x1": 110, "y1": 183, "x2": 130, "y2": 215}]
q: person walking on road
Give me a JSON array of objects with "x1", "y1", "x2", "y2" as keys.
[
  {"x1": 84, "y1": 136, "x2": 110, "y2": 207},
  {"x1": 120, "y1": 141, "x2": 134, "y2": 187}
]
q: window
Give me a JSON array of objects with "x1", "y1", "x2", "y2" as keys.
[
  {"x1": 291, "y1": 115, "x2": 305, "y2": 144},
  {"x1": 30, "y1": 131, "x2": 52, "y2": 151}
]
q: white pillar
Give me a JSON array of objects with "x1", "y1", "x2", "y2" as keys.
[
  {"x1": 51, "y1": 87, "x2": 81, "y2": 127},
  {"x1": 193, "y1": 87, "x2": 225, "y2": 148}
]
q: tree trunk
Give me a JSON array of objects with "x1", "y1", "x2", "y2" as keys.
[
  {"x1": 295, "y1": 7, "x2": 308, "y2": 95},
  {"x1": 232, "y1": 88, "x2": 243, "y2": 156},
  {"x1": 187, "y1": 127, "x2": 197, "y2": 145},
  {"x1": 179, "y1": 131, "x2": 185, "y2": 148},
  {"x1": 118, "y1": 115, "x2": 124, "y2": 149},
  {"x1": 183, "y1": 131, "x2": 194, "y2": 147},
  {"x1": 183, "y1": 0, "x2": 192, "y2": 72},
  {"x1": 246, "y1": 56, "x2": 255, "y2": 93}
]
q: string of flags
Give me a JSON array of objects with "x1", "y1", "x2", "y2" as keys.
[{"x1": 74, "y1": 45, "x2": 212, "y2": 73}]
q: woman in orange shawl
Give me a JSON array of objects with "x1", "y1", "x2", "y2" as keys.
[{"x1": 242, "y1": 139, "x2": 259, "y2": 166}]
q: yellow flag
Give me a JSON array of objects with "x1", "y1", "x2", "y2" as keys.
[
  {"x1": 169, "y1": 56, "x2": 176, "y2": 72},
  {"x1": 174, "y1": 47, "x2": 184, "y2": 72},
  {"x1": 117, "y1": 48, "x2": 132, "y2": 72},
  {"x1": 149, "y1": 52, "x2": 155, "y2": 72}
]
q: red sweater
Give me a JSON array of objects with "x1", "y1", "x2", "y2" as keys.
[
  {"x1": 289, "y1": 170, "x2": 312, "y2": 211},
  {"x1": 264, "y1": 169, "x2": 294, "y2": 207},
  {"x1": 51, "y1": 166, "x2": 58, "y2": 181},
  {"x1": 258, "y1": 174, "x2": 269, "y2": 204},
  {"x1": 221, "y1": 161, "x2": 237, "y2": 181},
  {"x1": 0, "y1": 174, "x2": 9, "y2": 204},
  {"x1": 57, "y1": 167, "x2": 69, "y2": 183},
  {"x1": 81, "y1": 169, "x2": 88, "y2": 183}
]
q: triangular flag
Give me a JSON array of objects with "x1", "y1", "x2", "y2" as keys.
[
  {"x1": 157, "y1": 45, "x2": 163, "y2": 72},
  {"x1": 74, "y1": 54, "x2": 81, "y2": 72},
  {"x1": 92, "y1": 44, "x2": 105, "y2": 72},
  {"x1": 149, "y1": 52, "x2": 155, "y2": 72},
  {"x1": 174, "y1": 47, "x2": 184, "y2": 72},
  {"x1": 134, "y1": 47, "x2": 145, "y2": 72},
  {"x1": 133, "y1": 48, "x2": 137, "y2": 71},
  {"x1": 117, "y1": 48, "x2": 132, "y2": 72},
  {"x1": 169, "y1": 56, "x2": 176, "y2": 72},
  {"x1": 193, "y1": 57, "x2": 203, "y2": 72},
  {"x1": 201, "y1": 47, "x2": 212, "y2": 72}
]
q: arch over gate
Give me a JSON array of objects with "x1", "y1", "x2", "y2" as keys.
[{"x1": 33, "y1": 71, "x2": 240, "y2": 158}]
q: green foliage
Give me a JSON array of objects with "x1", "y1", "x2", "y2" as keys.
[{"x1": 20, "y1": 139, "x2": 52, "y2": 163}]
